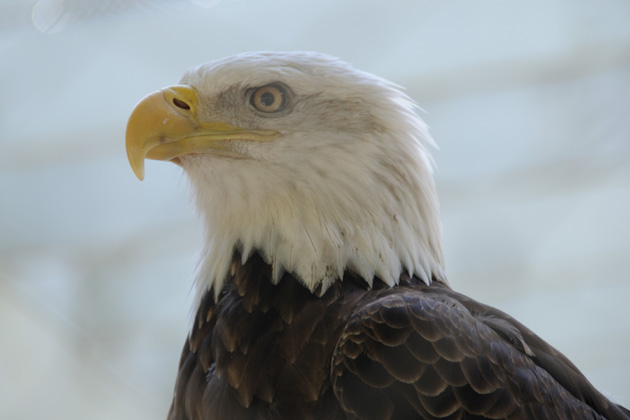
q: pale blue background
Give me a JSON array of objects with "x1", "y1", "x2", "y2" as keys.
[{"x1": 1, "y1": 1, "x2": 629, "y2": 419}]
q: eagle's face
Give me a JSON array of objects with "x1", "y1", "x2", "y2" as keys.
[
  {"x1": 177, "y1": 55, "x2": 381, "y2": 165},
  {"x1": 126, "y1": 51, "x2": 445, "y2": 302}
]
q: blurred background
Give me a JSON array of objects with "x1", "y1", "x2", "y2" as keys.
[{"x1": 1, "y1": 0, "x2": 629, "y2": 418}]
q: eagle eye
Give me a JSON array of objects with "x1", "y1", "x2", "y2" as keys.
[{"x1": 250, "y1": 84, "x2": 287, "y2": 113}]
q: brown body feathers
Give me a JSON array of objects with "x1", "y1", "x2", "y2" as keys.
[{"x1": 167, "y1": 253, "x2": 629, "y2": 420}]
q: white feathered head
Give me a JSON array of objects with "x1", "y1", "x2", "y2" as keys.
[{"x1": 126, "y1": 51, "x2": 445, "y2": 304}]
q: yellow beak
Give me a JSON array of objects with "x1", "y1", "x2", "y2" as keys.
[{"x1": 125, "y1": 85, "x2": 280, "y2": 180}]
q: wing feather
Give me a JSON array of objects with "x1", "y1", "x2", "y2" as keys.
[{"x1": 332, "y1": 285, "x2": 622, "y2": 420}]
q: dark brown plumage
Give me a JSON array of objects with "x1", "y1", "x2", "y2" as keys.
[{"x1": 167, "y1": 252, "x2": 630, "y2": 420}]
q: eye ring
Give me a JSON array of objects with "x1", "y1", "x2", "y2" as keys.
[{"x1": 250, "y1": 84, "x2": 287, "y2": 113}]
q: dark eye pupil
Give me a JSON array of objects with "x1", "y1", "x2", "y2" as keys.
[{"x1": 260, "y1": 92, "x2": 275, "y2": 107}]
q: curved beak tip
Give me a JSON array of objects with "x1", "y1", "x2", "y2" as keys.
[
  {"x1": 126, "y1": 143, "x2": 147, "y2": 181},
  {"x1": 132, "y1": 166, "x2": 145, "y2": 181}
]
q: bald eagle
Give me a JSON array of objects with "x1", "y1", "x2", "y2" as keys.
[{"x1": 126, "y1": 52, "x2": 629, "y2": 420}]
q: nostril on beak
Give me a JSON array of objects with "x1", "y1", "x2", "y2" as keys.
[{"x1": 172, "y1": 98, "x2": 191, "y2": 110}]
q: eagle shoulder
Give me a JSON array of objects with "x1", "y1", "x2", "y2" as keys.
[{"x1": 331, "y1": 282, "x2": 621, "y2": 420}]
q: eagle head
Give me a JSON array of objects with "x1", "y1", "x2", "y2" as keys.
[{"x1": 126, "y1": 51, "x2": 445, "y2": 304}]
